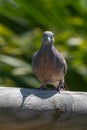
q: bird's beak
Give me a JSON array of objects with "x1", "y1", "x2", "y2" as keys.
[{"x1": 47, "y1": 36, "x2": 51, "y2": 42}]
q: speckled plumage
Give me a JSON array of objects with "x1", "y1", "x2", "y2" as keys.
[{"x1": 32, "y1": 31, "x2": 67, "y2": 90}]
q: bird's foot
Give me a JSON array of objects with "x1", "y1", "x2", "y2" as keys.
[
  {"x1": 56, "y1": 82, "x2": 64, "y2": 93},
  {"x1": 38, "y1": 85, "x2": 48, "y2": 90}
]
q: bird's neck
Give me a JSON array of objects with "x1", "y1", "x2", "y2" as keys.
[{"x1": 41, "y1": 43, "x2": 54, "y2": 49}]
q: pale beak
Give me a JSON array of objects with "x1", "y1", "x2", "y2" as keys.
[{"x1": 47, "y1": 36, "x2": 51, "y2": 42}]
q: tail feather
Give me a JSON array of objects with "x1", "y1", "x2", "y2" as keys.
[{"x1": 63, "y1": 82, "x2": 69, "y2": 90}]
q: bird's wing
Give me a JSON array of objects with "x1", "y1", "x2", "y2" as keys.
[
  {"x1": 54, "y1": 48, "x2": 67, "y2": 75},
  {"x1": 32, "y1": 51, "x2": 40, "y2": 72},
  {"x1": 63, "y1": 59, "x2": 67, "y2": 74}
]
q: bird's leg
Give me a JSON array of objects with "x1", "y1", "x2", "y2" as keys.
[
  {"x1": 56, "y1": 81, "x2": 68, "y2": 92},
  {"x1": 56, "y1": 81, "x2": 64, "y2": 93}
]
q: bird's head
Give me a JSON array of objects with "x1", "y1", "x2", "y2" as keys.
[{"x1": 42, "y1": 31, "x2": 54, "y2": 46}]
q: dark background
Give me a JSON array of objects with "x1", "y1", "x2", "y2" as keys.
[{"x1": 0, "y1": 0, "x2": 87, "y2": 91}]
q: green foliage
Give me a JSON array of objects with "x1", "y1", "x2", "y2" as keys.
[{"x1": 0, "y1": 0, "x2": 87, "y2": 91}]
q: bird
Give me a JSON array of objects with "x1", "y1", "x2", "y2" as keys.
[{"x1": 32, "y1": 31, "x2": 68, "y2": 92}]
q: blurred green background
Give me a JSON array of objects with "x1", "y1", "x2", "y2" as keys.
[{"x1": 0, "y1": 0, "x2": 87, "y2": 91}]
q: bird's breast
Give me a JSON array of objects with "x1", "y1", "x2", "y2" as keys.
[{"x1": 33, "y1": 49, "x2": 64, "y2": 85}]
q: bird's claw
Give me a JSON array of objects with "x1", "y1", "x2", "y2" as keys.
[{"x1": 56, "y1": 82, "x2": 64, "y2": 93}]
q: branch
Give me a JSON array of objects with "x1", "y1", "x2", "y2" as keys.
[{"x1": 0, "y1": 87, "x2": 87, "y2": 130}]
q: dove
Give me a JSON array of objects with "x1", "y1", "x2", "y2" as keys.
[{"x1": 32, "y1": 31, "x2": 68, "y2": 92}]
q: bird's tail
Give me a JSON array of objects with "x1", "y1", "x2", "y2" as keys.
[{"x1": 63, "y1": 82, "x2": 69, "y2": 90}]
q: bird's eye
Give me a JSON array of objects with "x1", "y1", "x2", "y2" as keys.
[{"x1": 43, "y1": 34, "x2": 47, "y2": 38}]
